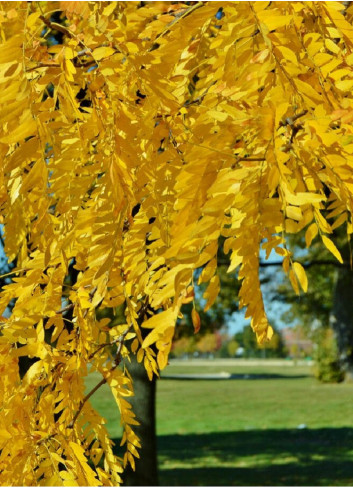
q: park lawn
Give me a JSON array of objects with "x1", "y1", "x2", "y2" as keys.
[{"x1": 85, "y1": 361, "x2": 353, "y2": 486}]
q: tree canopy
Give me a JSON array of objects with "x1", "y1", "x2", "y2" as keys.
[{"x1": 1, "y1": 1, "x2": 353, "y2": 485}]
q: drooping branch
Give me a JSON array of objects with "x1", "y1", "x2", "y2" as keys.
[{"x1": 68, "y1": 326, "x2": 132, "y2": 429}]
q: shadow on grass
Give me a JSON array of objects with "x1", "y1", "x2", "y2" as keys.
[
  {"x1": 155, "y1": 428, "x2": 353, "y2": 486},
  {"x1": 161, "y1": 373, "x2": 309, "y2": 381}
]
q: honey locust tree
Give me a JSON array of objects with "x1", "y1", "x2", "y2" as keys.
[{"x1": 1, "y1": 1, "x2": 353, "y2": 485}]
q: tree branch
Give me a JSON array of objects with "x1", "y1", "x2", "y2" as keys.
[
  {"x1": 279, "y1": 109, "x2": 308, "y2": 128},
  {"x1": 55, "y1": 303, "x2": 74, "y2": 314},
  {"x1": 259, "y1": 259, "x2": 350, "y2": 270},
  {"x1": 217, "y1": 258, "x2": 351, "y2": 270},
  {"x1": 237, "y1": 157, "x2": 266, "y2": 162},
  {"x1": 68, "y1": 326, "x2": 131, "y2": 429},
  {"x1": 155, "y1": 2, "x2": 204, "y2": 40},
  {"x1": 39, "y1": 15, "x2": 87, "y2": 49},
  {"x1": 25, "y1": 56, "x2": 97, "y2": 73}
]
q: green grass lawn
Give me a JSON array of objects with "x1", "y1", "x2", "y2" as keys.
[{"x1": 86, "y1": 361, "x2": 353, "y2": 486}]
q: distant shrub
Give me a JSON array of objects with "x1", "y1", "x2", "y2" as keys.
[{"x1": 314, "y1": 329, "x2": 344, "y2": 383}]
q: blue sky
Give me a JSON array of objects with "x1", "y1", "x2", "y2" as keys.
[{"x1": 227, "y1": 247, "x2": 294, "y2": 335}]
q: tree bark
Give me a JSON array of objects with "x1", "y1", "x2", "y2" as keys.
[
  {"x1": 330, "y1": 247, "x2": 353, "y2": 381},
  {"x1": 123, "y1": 354, "x2": 158, "y2": 486}
]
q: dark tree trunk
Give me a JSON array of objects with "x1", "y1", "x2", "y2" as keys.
[
  {"x1": 123, "y1": 354, "x2": 158, "y2": 486},
  {"x1": 330, "y1": 245, "x2": 353, "y2": 381}
]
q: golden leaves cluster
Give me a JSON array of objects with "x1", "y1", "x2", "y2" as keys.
[{"x1": 0, "y1": 1, "x2": 353, "y2": 485}]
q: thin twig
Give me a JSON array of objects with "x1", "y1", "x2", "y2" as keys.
[
  {"x1": 39, "y1": 15, "x2": 86, "y2": 49},
  {"x1": 25, "y1": 62, "x2": 61, "y2": 72},
  {"x1": 218, "y1": 258, "x2": 350, "y2": 270},
  {"x1": 68, "y1": 378, "x2": 107, "y2": 429},
  {"x1": 55, "y1": 303, "x2": 74, "y2": 314},
  {"x1": 88, "y1": 337, "x2": 124, "y2": 360},
  {"x1": 26, "y1": 59, "x2": 97, "y2": 73},
  {"x1": 56, "y1": 287, "x2": 97, "y2": 315},
  {"x1": 88, "y1": 342, "x2": 110, "y2": 360},
  {"x1": 259, "y1": 259, "x2": 350, "y2": 270},
  {"x1": 68, "y1": 326, "x2": 132, "y2": 429},
  {"x1": 237, "y1": 157, "x2": 266, "y2": 162},
  {"x1": 0, "y1": 268, "x2": 27, "y2": 280},
  {"x1": 279, "y1": 110, "x2": 308, "y2": 128},
  {"x1": 155, "y1": 2, "x2": 204, "y2": 40}
]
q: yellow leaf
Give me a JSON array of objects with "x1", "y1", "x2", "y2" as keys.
[
  {"x1": 208, "y1": 110, "x2": 228, "y2": 122},
  {"x1": 250, "y1": 49, "x2": 270, "y2": 64},
  {"x1": 289, "y1": 269, "x2": 300, "y2": 295},
  {"x1": 284, "y1": 189, "x2": 324, "y2": 206},
  {"x1": 335, "y1": 79, "x2": 353, "y2": 91},
  {"x1": 293, "y1": 262, "x2": 308, "y2": 293},
  {"x1": 322, "y1": 235, "x2": 343, "y2": 263},
  {"x1": 27, "y1": 12, "x2": 41, "y2": 28},
  {"x1": 305, "y1": 222, "x2": 318, "y2": 247},
  {"x1": 126, "y1": 42, "x2": 139, "y2": 54},
  {"x1": 69, "y1": 442, "x2": 102, "y2": 486},
  {"x1": 0, "y1": 110, "x2": 37, "y2": 144},
  {"x1": 157, "y1": 349, "x2": 168, "y2": 370},
  {"x1": 276, "y1": 45, "x2": 298, "y2": 65},
  {"x1": 142, "y1": 308, "x2": 177, "y2": 348},
  {"x1": 282, "y1": 257, "x2": 290, "y2": 274},
  {"x1": 92, "y1": 46, "x2": 116, "y2": 61},
  {"x1": 103, "y1": 1, "x2": 117, "y2": 16},
  {"x1": 294, "y1": 79, "x2": 322, "y2": 103},
  {"x1": 325, "y1": 38, "x2": 340, "y2": 54},
  {"x1": 64, "y1": 58, "x2": 76, "y2": 81},
  {"x1": 191, "y1": 309, "x2": 201, "y2": 334},
  {"x1": 0, "y1": 428, "x2": 12, "y2": 441},
  {"x1": 331, "y1": 212, "x2": 347, "y2": 231},
  {"x1": 14, "y1": 343, "x2": 47, "y2": 359},
  {"x1": 315, "y1": 210, "x2": 332, "y2": 233},
  {"x1": 203, "y1": 275, "x2": 220, "y2": 312},
  {"x1": 131, "y1": 338, "x2": 139, "y2": 353},
  {"x1": 286, "y1": 205, "x2": 303, "y2": 221},
  {"x1": 257, "y1": 11, "x2": 292, "y2": 30}
]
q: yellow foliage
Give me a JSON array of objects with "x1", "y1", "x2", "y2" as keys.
[{"x1": 0, "y1": 1, "x2": 353, "y2": 485}]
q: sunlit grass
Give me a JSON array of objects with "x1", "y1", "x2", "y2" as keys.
[{"x1": 86, "y1": 361, "x2": 353, "y2": 485}]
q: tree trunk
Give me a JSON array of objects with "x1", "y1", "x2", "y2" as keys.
[
  {"x1": 123, "y1": 354, "x2": 158, "y2": 486},
  {"x1": 330, "y1": 250, "x2": 353, "y2": 381}
]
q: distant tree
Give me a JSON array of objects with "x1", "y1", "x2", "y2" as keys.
[
  {"x1": 273, "y1": 229, "x2": 353, "y2": 379},
  {"x1": 235, "y1": 325, "x2": 285, "y2": 358},
  {"x1": 171, "y1": 336, "x2": 196, "y2": 358},
  {"x1": 313, "y1": 328, "x2": 345, "y2": 383},
  {"x1": 258, "y1": 330, "x2": 286, "y2": 358},
  {"x1": 196, "y1": 332, "x2": 222, "y2": 356},
  {"x1": 226, "y1": 339, "x2": 240, "y2": 358}
]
